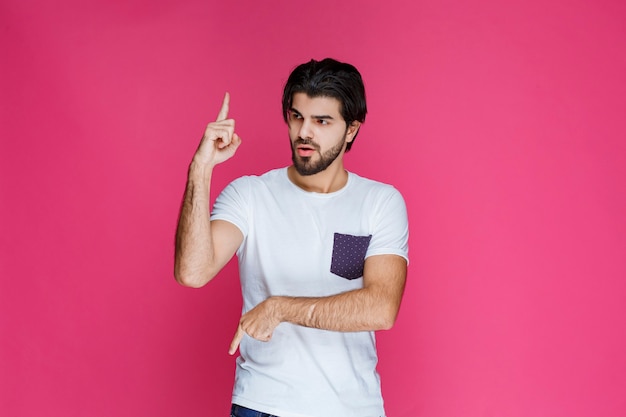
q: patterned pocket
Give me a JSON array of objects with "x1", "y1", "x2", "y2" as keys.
[{"x1": 330, "y1": 233, "x2": 372, "y2": 280}]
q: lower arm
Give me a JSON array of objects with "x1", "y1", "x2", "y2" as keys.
[
  {"x1": 174, "y1": 165, "x2": 215, "y2": 286},
  {"x1": 273, "y1": 288, "x2": 398, "y2": 332}
]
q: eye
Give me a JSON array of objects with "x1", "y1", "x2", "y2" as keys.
[
  {"x1": 317, "y1": 119, "x2": 328, "y2": 125},
  {"x1": 289, "y1": 111, "x2": 303, "y2": 120}
]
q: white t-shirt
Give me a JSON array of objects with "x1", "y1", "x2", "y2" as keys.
[{"x1": 211, "y1": 168, "x2": 409, "y2": 417}]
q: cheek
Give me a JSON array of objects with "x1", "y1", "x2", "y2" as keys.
[
  {"x1": 287, "y1": 122, "x2": 301, "y2": 136},
  {"x1": 288, "y1": 126, "x2": 299, "y2": 140},
  {"x1": 323, "y1": 126, "x2": 346, "y2": 142}
]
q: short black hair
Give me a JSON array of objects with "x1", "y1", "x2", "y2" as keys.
[{"x1": 282, "y1": 58, "x2": 367, "y2": 151}]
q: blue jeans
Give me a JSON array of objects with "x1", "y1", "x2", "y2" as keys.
[{"x1": 230, "y1": 404, "x2": 279, "y2": 417}]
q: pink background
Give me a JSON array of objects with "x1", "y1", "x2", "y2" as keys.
[{"x1": 1, "y1": 0, "x2": 625, "y2": 416}]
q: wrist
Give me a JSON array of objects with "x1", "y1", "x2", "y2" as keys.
[
  {"x1": 188, "y1": 159, "x2": 214, "y2": 182},
  {"x1": 268, "y1": 296, "x2": 286, "y2": 323}
]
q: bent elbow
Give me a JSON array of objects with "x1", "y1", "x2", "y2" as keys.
[
  {"x1": 174, "y1": 267, "x2": 212, "y2": 288},
  {"x1": 377, "y1": 308, "x2": 400, "y2": 331},
  {"x1": 175, "y1": 275, "x2": 204, "y2": 288},
  {"x1": 378, "y1": 317, "x2": 396, "y2": 331}
]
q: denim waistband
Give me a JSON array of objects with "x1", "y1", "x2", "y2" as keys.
[{"x1": 231, "y1": 404, "x2": 279, "y2": 417}]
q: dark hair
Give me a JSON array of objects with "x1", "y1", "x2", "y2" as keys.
[{"x1": 282, "y1": 58, "x2": 367, "y2": 151}]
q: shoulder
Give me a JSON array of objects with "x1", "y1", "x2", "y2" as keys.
[
  {"x1": 348, "y1": 172, "x2": 405, "y2": 201},
  {"x1": 219, "y1": 168, "x2": 290, "y2": 202},
  {"x1": 346, "y1": 173, "x2": 408, "y2": 223},
  {"x1": 225, "y1": 167, "x2": 287, "y2": 189},
  {"x1": 212, "y1": 168, "x2": 288, "y2": 224}
]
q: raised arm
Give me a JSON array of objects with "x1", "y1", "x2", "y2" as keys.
[
  {"x1": 229, "y1": 254, "x2": 407, "y2": 354},
  {"x1": 174, "y1": 93, "x2": 244, "y2": 288}
]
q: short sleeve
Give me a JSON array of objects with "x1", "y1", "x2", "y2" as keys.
[
  {"x1": 210, "y1": 177, "x2": 250, "y2": 238},
  {"x1": 366, "y1": 187, "x2": 409, "y2": 264}
]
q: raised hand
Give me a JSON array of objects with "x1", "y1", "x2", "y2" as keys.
[
  {"x1": 193, "y1": 92, "x2": 242, "y2": 168},
  {"x1": 175, "y1": 93, "x2": 245, "y2": 288}
]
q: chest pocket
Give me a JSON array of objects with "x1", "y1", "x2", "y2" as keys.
[{"x1": 330, "y1": 233, "x2": 372, "y2": 280}]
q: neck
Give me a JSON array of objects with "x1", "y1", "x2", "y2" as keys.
[{"x1": 287, "y1": 161, "x2": 348, "y2": 193}]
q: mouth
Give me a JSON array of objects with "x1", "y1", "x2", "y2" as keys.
[
  {"x1": 294, "y1": 140, "x2": 318, "y2": 158},
  {"x1": 297, "y1": 146, "x2": 316, "y2": 157}
]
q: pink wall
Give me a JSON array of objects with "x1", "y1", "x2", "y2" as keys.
[{"x1": 1, "y1": 0, "x2": 625, "y2": 416}]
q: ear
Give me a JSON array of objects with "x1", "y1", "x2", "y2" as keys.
[{"x1": 345, "y1": 121, "x2": 361, "y2": 143}]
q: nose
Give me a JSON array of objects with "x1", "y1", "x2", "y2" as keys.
[{"x1": 298, "y1": 119, "x2": 313, "y2": 140}]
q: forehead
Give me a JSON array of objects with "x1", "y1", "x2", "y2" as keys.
[{"x1": 291, "y1": 93, "x2": 343, "y2": 119}]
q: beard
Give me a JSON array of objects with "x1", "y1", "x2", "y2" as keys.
[{"x1": 291, "y1": 132, "x2": 347, "y2": 176}]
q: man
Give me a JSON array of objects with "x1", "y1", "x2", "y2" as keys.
[{"x1": 175, "y1": 58, "x2": 409, "y2": 417}]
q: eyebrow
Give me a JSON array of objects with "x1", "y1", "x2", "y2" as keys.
[{"x1": 289, "y1": 107, "x2": 335, "y2": 120}]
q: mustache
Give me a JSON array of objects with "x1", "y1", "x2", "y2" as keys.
[{"x1": 294, "y1": 138, "x2": 320, "y2": 149}]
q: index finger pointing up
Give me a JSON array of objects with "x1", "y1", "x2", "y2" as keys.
[{"x1": 216, "y1": 92, "x2": 230, "y2": 122}]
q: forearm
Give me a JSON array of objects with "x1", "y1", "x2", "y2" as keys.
[
  {"x1": 230, "y1": 256, "x2": 406, "y2": 353},
  {"x1": 174, "y1": 161, "x2": 217, "y2": 287},
  {"x1": 273, "y1": 286, "x2": 401, "y2": 332}
]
